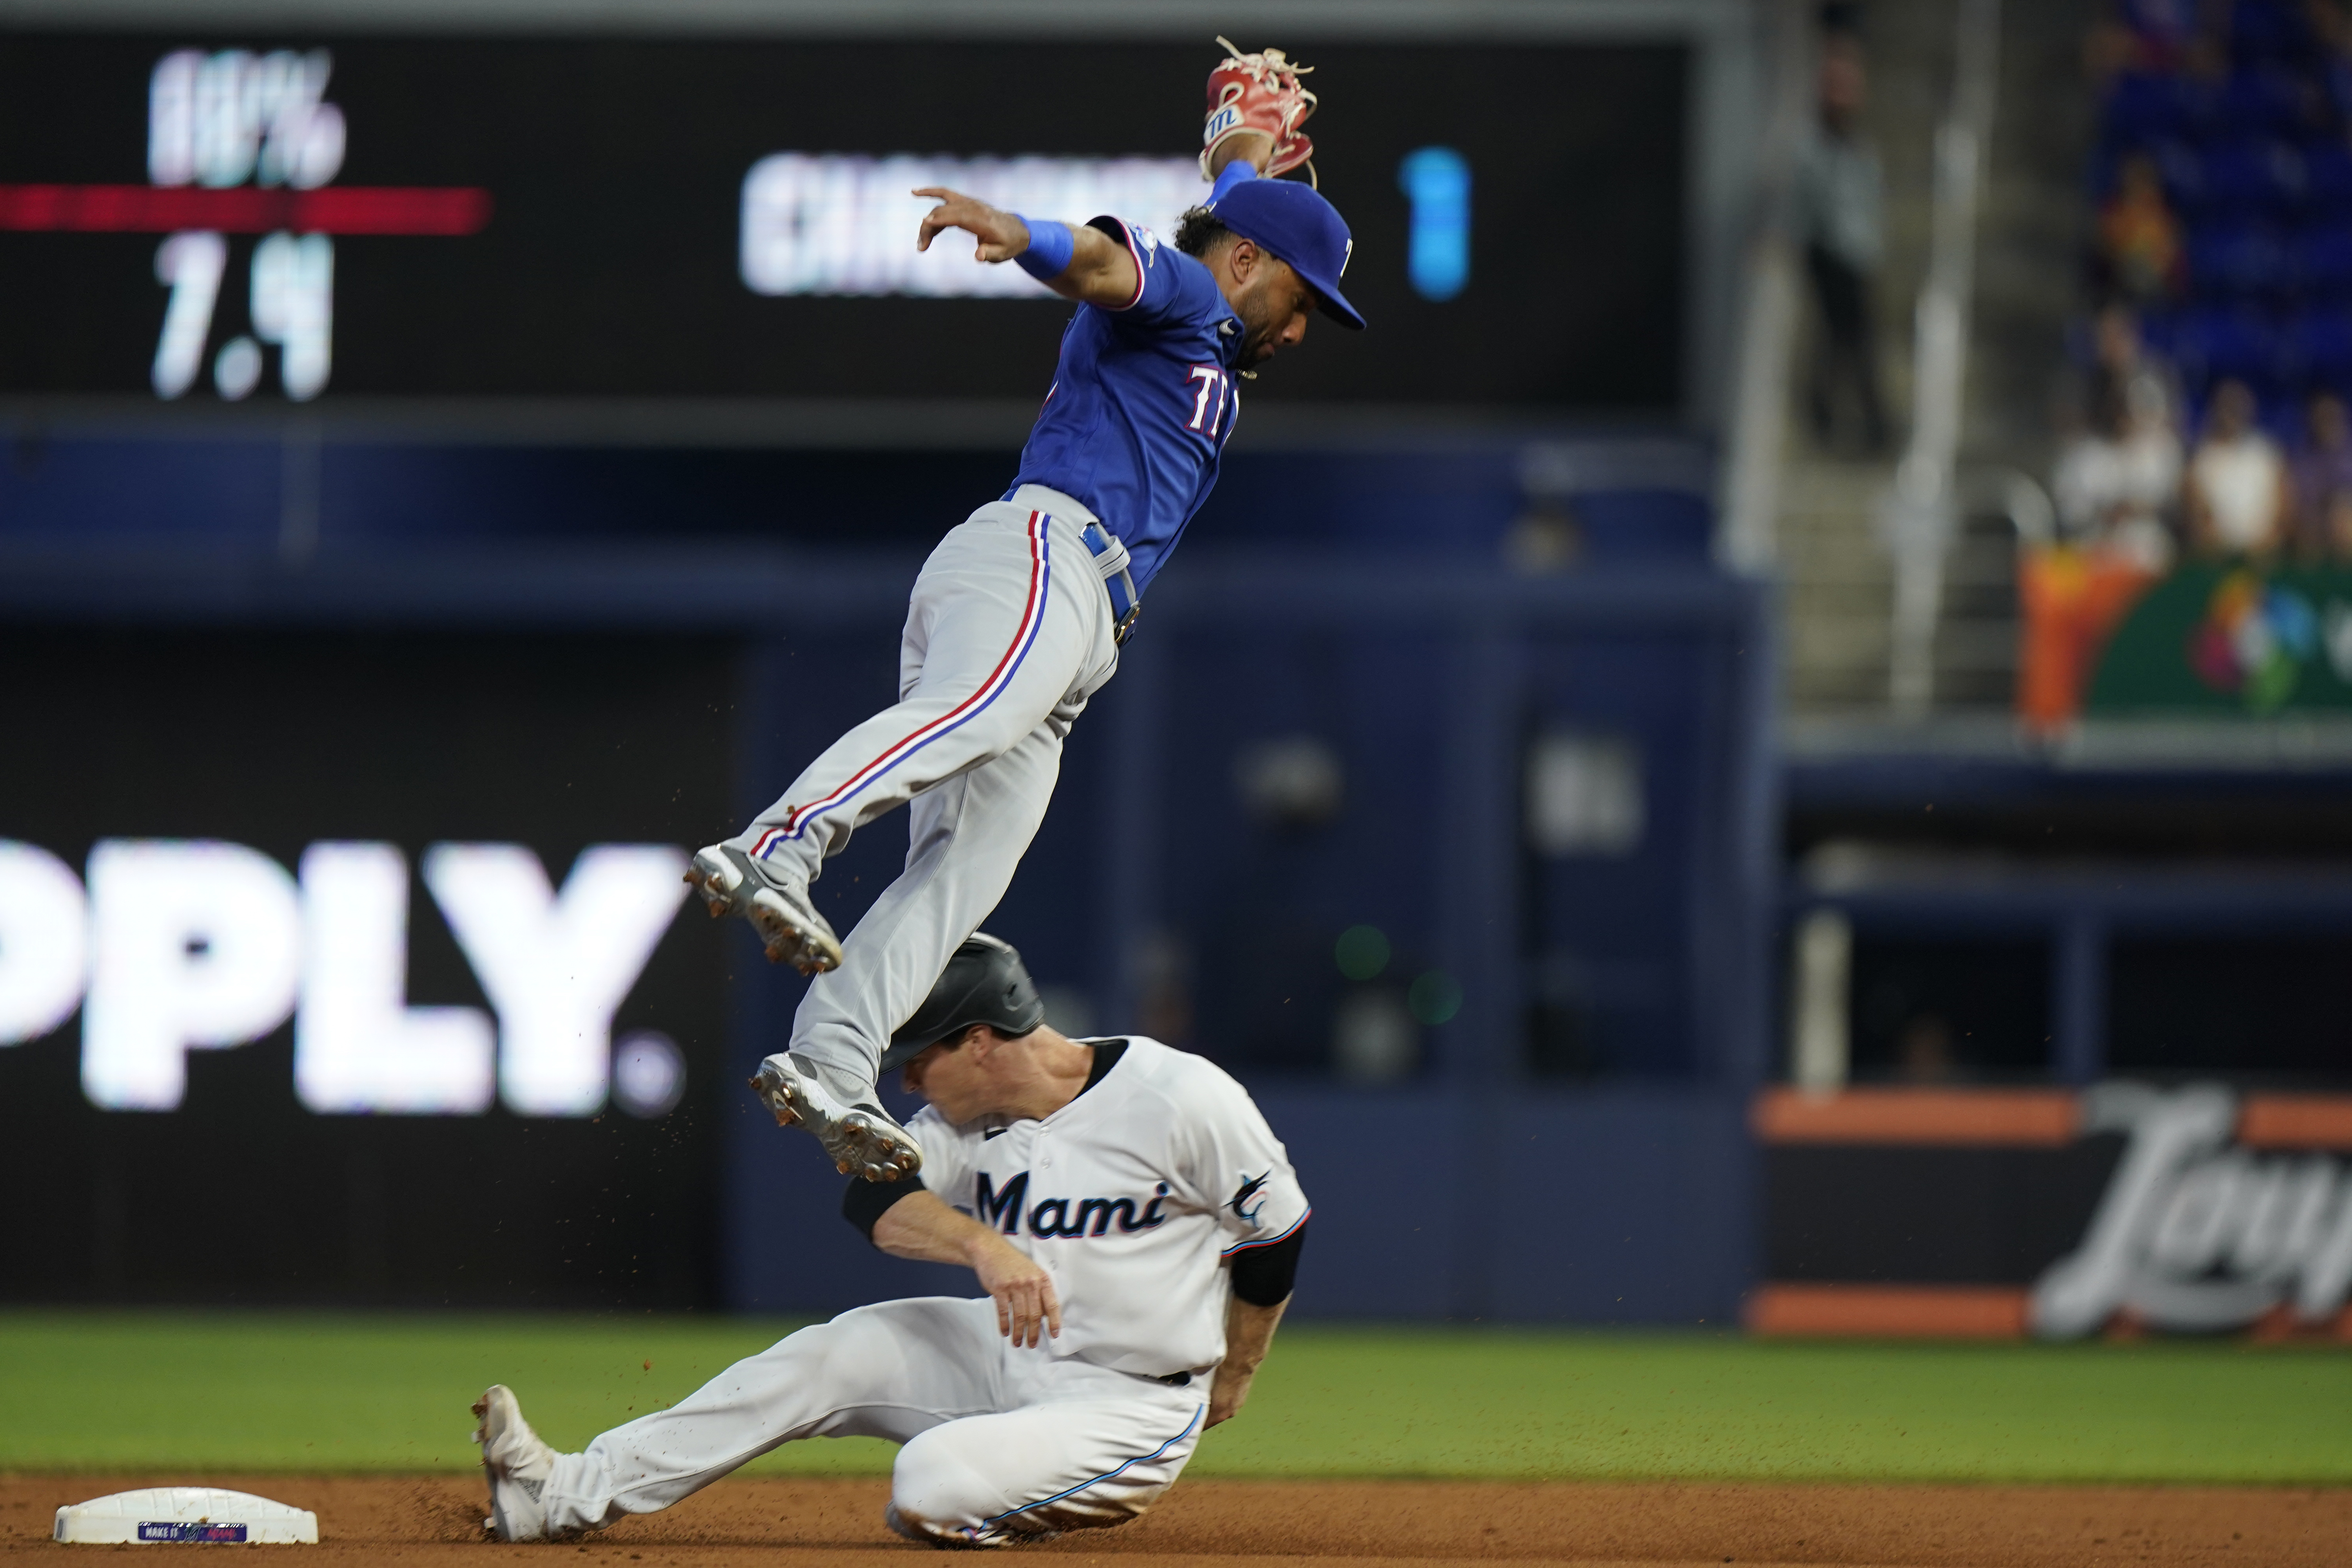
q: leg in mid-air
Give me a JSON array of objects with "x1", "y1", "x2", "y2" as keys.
[
  {"x1": 781, "y1": 676, "x2": 1076, "y2": 1133},
  {"x1": 689, "y1": 497, "x2": 1118, "y2": 1178}
]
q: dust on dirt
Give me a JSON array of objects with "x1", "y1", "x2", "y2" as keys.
[{"x1": 3, "y1": 1474, "x2": 2345, "y2": 1568}]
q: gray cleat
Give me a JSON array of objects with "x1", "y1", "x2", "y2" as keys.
[
  {"x1": 749, "y1": 1051, "x2": 922, "y2": 1182},
  {"x1": 684, "y1": 844, "x2": 844, "y2": 975},
  {"x1": 472, "y1": 1384, "x2": 559, "y2": 1543}
]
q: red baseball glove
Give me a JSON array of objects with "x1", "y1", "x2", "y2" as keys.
[{"x1": 1200, "y1": 36, "x2": 1318, "y2": 186}]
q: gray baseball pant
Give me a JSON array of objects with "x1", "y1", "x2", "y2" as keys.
[{"x1": 727, "y1": 485, "x2": 1121, "y2": 1083}]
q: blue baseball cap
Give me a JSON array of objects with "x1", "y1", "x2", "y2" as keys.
[{"x1": 1206, "y1": 178, "x2": 1366, "y2": 330}]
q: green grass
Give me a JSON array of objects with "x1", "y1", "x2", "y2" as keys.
[{"x1": 3, "y1": 1312, "x2": 2349, "y2": 1484}]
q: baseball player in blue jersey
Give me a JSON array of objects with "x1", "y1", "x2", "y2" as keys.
[{"x1": 686, "y1": 43, "x2": 1361, "y2": 1183}]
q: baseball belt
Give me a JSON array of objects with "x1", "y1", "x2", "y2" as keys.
[{"x1": 1079, "y1": 522, "x2": 1143, "y2": 646}]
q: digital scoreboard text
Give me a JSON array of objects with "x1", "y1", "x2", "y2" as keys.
[{"x1": 0, "y1": 34, "x2": 1687, "y2": 409}]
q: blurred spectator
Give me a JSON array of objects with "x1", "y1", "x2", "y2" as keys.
[
  {"x1": 2085, "y1": 0, "x2": 2215, "y2": 80},
  {"x1": 2054, "y1": 375, "x2": 2183, "y2": 571},
  {"x1": 2053, "y1": 305, "x2": 2183, "y2": 568},
  {"x1": 2089, "y1": 302, "x2": 2179, "y2": 430},
  {"x1": 2187, "y1": 379, "x2": 2293, "y2": 557},
  {"x1": 2025, "y1": 309, "x2": 2183, "y2": 733},
  {"x1": 2095, "y1": 151, "x2": 2187, "y2": 307},
  {"x1": 2314, "y1": 0, "x2": 2349, "y2": 51},
  {"x1": 2321, "y1": 489, "x2": 2352, "y2": 557},
  {"x1": 1894, "y1": 1015, "x2": 1958, "y2": 1082},
  {"x1": 2292, "y1": 390, "x2": 2352, "y2": 558},
  {"x1": 2317, "y1": 0, "x2": 2352, "y2": 119},
  {"x1": 1795, "y1": 27, "x2": 1889, "y2": 455}
]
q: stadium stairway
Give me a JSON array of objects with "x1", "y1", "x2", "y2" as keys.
[
  {"x1": 1780, "y1": 458, "x2": 1895, "y2": 710},
  {"x1": 1778, "y1": 0, "x2": 2092, "y2": 721}
]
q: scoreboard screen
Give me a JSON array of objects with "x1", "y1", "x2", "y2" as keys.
[
  {"x1": 0, "y1": 626, "x2": 737, "y2": 1308},
  {"x1": 0, "y1": 33, "x2": 1687, "y2": 410}
]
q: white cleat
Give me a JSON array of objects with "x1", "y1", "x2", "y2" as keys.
[
  {"x1": 885, "y1": 1502, "x2": 1058, "y2": 1550},
  {"x1": 472, "y1": 1384, "x2": 559, "y2": 1543},
  {"x1": 684, "y1": 844, "x2": 844, "y2": 975},
  {"x1": 749, "y1": 1051, "x2": 923, "y2": 1182}
]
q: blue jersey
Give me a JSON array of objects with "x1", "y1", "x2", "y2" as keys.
[{"x1": 1004, "y1": 215, "x2": 1245, "y2": 597}]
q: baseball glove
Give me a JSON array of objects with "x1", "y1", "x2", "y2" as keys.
[{"x1": 1200, "y1": 36, "x2": 1318, "y2": 186}]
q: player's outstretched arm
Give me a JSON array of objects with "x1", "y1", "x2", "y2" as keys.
[
  {"x1": 1207, "y1": 1294, "x2": 1288, "y2": 1428},
  {"x1": 1205, "y1": 131, "x2": 1274, "y2": 181},
  {"x1": 913, "y1": 187, "x2": 1140, "y2": 310},
  {"x1": 872, "y1": 1188, "x2": 1063, "y2": 1348}
]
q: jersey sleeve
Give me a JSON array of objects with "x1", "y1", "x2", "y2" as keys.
[
  {"x1": 909, "y1": 1106, "x2": 973, "y2": 1208},
  {"x1": 1172, "y1": 1067, "x2": 1311, "y2": 1260},
  {"x1": 1084, "y1": 216, "x2": 1224, "y2": 333},
  {"x1": 841, "y1": 1170, "x2": 924, "y2": 1240},
  {"x1": 1206, "y1": 161, "x2": 1260, "y2": 205}
]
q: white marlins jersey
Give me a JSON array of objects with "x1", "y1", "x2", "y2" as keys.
[{"x1": 909, "y1": 1036, "x2": 1310, "y2": 1377}]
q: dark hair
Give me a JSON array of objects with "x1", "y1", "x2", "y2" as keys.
[{"x1": 1174, "y1": 206, "x2": 1234, "y2": 258}]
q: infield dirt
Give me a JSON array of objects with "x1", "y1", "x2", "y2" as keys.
[{"x1": 2, "y1": 1475, "x2": 2347, "y2": 1568}]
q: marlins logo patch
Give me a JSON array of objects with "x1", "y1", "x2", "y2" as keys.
[{"x1": 1227, "y1": 1171, "x2": 1270, "y2": 1225}]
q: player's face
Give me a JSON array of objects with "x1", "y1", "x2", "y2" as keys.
[
  {"x1": 902, "y1": 1036, "x2": 988, "y2": 1122},
  {"x1": 1234, "y1": 257, "x2": 1314, "y2": 366}
]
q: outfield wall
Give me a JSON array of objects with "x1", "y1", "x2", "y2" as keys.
[{"x1": 1749, "y1": 1085, "x2": 2352, "y2": 1341}]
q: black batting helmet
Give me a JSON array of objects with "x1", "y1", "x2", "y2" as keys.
[{"x1": 881, "y1": 933, "x2": 1046, "y2": 1074}]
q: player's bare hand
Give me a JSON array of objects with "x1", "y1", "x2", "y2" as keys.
[
  {"x1": 913, "y1": 187, "x2": 1031, "y2": 264},
  {"x1": 1205, "y1": 1365, "x2": 1256, "y2": 1428},
  {"x1": 970, "y1": 1233, "x2": 1062, "y2": 1348}
]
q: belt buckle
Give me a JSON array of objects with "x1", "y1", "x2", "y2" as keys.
[{"x1": 1080, "y1": 521, "x2": 1141, "y2": 645}]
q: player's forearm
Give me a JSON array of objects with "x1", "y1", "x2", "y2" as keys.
[
  {"x1": 913, "y1": 186, "x2": 1135, "y2": 307},
  {"x1": 874, "y1": 1190, "x2": 1061, "y2": 1347},
  {"x1": 871, "y1": 1189, "x2": 1006, "y2": 1267},
  {"x1": 1206, "y1": 1294, "x2": 1287, "y2": 1427},
  {"x1": 1204, "y1": 129, "x2": 1274, "y2": 180},
  {"x1": 1221, "y1": 1293, "x2": 1287, "y2": 1373},
  {"x1": 1025, "y1": 220, "x2": 1141, "y2": 309}
]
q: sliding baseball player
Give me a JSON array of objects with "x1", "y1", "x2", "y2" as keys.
[
  {"x1": 474, "y1": 934, "x2": 1310, "y2": 1547},
  {"x1": 684, "y1": 42, "x2": 1359, "y2": 1184}
]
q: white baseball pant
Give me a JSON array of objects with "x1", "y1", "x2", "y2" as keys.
[
  {"x1": 728, "y1": 485, "x2": 1121, "y2": 1084},
  {"x1": 540, "y1": 1296, "x2": 1207, "y2": 1544}
]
